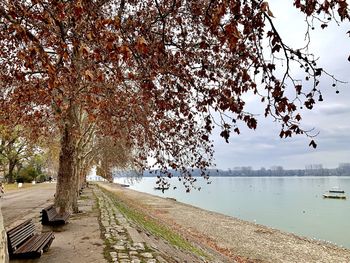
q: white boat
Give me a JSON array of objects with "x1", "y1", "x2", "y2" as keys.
[{"x1": 323, "y1": 187, "x2": 346, "y2": 199}]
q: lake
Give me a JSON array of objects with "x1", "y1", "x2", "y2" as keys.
[{"x1": 113, "y1": 176, "x2": 350, "y2": 248}]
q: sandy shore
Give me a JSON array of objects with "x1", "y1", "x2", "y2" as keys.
[{"x1": 98, "y1": 182, "x2": 350, "y2": 263}]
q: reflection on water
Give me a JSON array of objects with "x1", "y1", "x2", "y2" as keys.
[{"x1": 113, "y1": 176, "x2": 350, "y2": 248}]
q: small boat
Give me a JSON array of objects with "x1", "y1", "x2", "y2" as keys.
[
  {"x1": 323, "y1": 188, "x2": 346, "y2": 199},
  {"x1": 329, "y1": 189, "x2": 345, "y2": 194},
  {"x1": 119, "y1": 184, "x2": 130, "y2": 187}
]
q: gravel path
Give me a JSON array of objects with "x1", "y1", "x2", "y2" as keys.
[{"x1": 98, "y1": 182, "x2": 350, "y2": 263}]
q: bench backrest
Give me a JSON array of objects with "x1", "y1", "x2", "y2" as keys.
[
  {"x1": 7, "y1": 219, "x2": 35, "y2": 252},
  {"x1": 42, "y1": 205, "x2": 58, "y2": 221}
]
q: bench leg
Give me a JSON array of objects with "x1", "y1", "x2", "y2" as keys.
[{"x1": 43, "y1": 237, "x2": 54, "y2": 252}]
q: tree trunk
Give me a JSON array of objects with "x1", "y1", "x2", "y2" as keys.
[
  {"x1": 7, "y1": 159, "x2": 16, "y2": 184},
  {"x1": 0, "y1": 204, "x2": 9, "y2": 263},
  {"x1": 71, "y1": 160, "x2": 80, "y2": 213},
  {"x1": 55, "y1": 109, "x2": 79, "y2": 214}
]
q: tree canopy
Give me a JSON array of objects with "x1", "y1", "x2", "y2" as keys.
[{"x1": 0, "y1": 0, "x2": 349, "y2": 210}]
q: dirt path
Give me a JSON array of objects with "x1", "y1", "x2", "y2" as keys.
[
  {"x1": 2, "y1": 183, "x2": 56, "y2": 228},
  {"x1": 2, "y1": 183, "x2": 106, "y2": 263},
  {"x1": 98, "y1": 182, "x2": 350, "y2": 263}
]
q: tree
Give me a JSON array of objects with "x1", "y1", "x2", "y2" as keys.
[
  {"x1": 0, "y1": 126, "x2": 37, "y2": 183},
  {"x1": 95, "y1": 135, "x2": 136, "y2": 183},
  {"x1": 0, "y1": 1, "x2": 349, "y2": 214}
]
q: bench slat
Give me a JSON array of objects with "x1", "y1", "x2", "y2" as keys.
[
  {"x1": 14, "y1": 232, "x2": 54, "y2": 254},
  {"x1": 7, "y1": 219, "x2": 32, "y2": 236},
  {"x1": 7, "y1": 222, "x2": 36, "y2": 249},
  {"x1": 41, "y1": 205, "x2": 70, "y2": 225},
  {"x1": 6, "y1": 219, "x2": 55, "y2": 259}
]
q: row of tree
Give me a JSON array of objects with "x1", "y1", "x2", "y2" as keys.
[{"x1": 0, "y1": 0, "x2": 348, "y2": 215}]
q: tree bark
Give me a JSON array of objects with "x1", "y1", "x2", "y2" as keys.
[
  {"x1": 55, "y1": 108, "x2": 79, "y2": 214},
  {"x1": 71, "y1": 159, "x2": 80, "y2": 213},
  {"x1": 0, "y1": 204, "x2": 9, "y2": 263},
  {"x1": 7, "y1": 159, "x2": 16, "y2": 184}
]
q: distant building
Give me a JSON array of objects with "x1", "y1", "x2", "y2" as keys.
[
  {"x1": 339, "y1": 163, "x2": 350, "y2": 169},
  {"x1": 86, "y1": 166, "x2": 107, "y2": 182},
  {"x1": 338, "y1": 163, "x2": 350, "y2": 176},
  {"x1": 271, "y1": 166, "x2": 283, "y2": 171},
  {"x1": 305, "y1": 164, "x2": 323, "y2": 170}
]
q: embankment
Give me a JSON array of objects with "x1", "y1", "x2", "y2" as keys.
[{"x1": 97, "y1": 182, "x2": 350, "y2": 263}]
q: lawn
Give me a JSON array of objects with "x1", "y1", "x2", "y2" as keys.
[{"x1": 4, "y1": 182, "x2": 39, "y2": 191}]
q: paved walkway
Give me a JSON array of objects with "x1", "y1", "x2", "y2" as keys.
[
  {"x1": 94, "y1": 186, "x2": 206, "y2": 263},
  {"x1": 95, "y1": 186, "x2": 165, "y2": 263}
]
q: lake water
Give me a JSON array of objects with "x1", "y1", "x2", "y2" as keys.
[{"x1": 113, "y1": 176, "x2": 350, "y2": 248}]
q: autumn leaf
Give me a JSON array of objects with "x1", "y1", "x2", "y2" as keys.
[
  {"x1": 295, "y1": 114, "x2": 302, "y2": 121},
  {"x1": 79, "y1": 44, "x2": 89, "y2": 57},
  {"x1": 119, "y1": 45, "x2": 132, "y2": 60},
  {"x1": 85, "y1": 70, "x2": 94, "y2": 81},
  {"x1": 261, "y1": 1, "x2": 275, "y2": 17},
  {"x1": 309, "y1": 140, "x2": 317, "y2": 149},
  {"x1": 135, "y1": 36, "x2": 149, "y2": 54}
]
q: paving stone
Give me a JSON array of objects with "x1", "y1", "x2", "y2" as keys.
[
  {"x1": 113, "y1": 245, "x2": 126, "y2": 251},
  {"x1": 116, "y1": 240, "x2": 126, "y2": 246},
  {"x1": 110, "y1": 251, "x2": 118, "y2": 261},
  {"x1": 129, "y1": 251, "x2": 138, "y2": 256},
  {"x1": 156, "y1": 256, "x2": 168, "y2": 263},
  {"x1": 94, "y1": 188, "x2": 163, "y2": 263},
  {"x1": 118, "y1": 252, "x2": 129, "y2": 259},
  {"x1": 141, "y1": 252, "x2": 153, "y2": 258},
  {"x1": 133, "y1": 242, "x2": 145, "y2": 250}
]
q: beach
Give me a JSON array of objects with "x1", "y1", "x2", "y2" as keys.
[{"x1": 98, "y1": 182, "x2": 350, "y2": 263}]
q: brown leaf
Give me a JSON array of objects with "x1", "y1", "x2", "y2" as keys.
[
  {"x1": 261, "y1": 2, "x2": 275, "y2": 17},
  {"x1": 85, "y1": 70, "x2": 94, "y2": 81},
  {"x1": 135, "y1": 37, "x2": 149, "y2": 54},
  {"x1": 309, "y1": 140, "x2": 317, "y2": 149}
]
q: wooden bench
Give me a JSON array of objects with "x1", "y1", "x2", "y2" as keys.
[
  {"x1": 7, "y1": 219, "x2": 54, "y2": 259},
  {"x1": 41, "y1": 204, "x2": 70, "y2": 226}
]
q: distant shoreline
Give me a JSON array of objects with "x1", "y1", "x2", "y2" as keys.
[
  {"x1": 136, "y1": 166, "x2": 350, "y2": 178},
  {"x1": 141, "y1": 174, "x2": 350, "y2": 177}
]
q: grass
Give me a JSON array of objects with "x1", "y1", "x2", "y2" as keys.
[
  {"x1": 92, "y1": 190, "x2": 114, "y2": 263},
  {"x1": 79, "y1": 195, "x2": 90, "y2": 200},
  {"x1": 3, "y1": 183, "x2": 37, "y2": 191},
  {"x1": 102, "y1": 188, "x2": 208, "y2": 258}
]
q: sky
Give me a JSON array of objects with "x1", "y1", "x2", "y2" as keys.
[{"x1": 212, "y1": 1, "x2": 350, "y2": 170}]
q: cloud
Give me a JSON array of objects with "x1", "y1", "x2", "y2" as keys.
[
  {"x1": 210, "y1": 1, "x2": 350, "y2": 171},
  {"x1": 315, "y1": 103, "x2": 350, "y2": 116}
]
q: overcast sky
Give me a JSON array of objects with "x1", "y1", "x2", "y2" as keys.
[{"x1": 212, "y1": 1, "x2": 350, "y2": 170}]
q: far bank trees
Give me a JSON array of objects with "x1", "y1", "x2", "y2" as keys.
[{"x1": 0, "y1": 0, "x2": 349, "y2": 215}]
